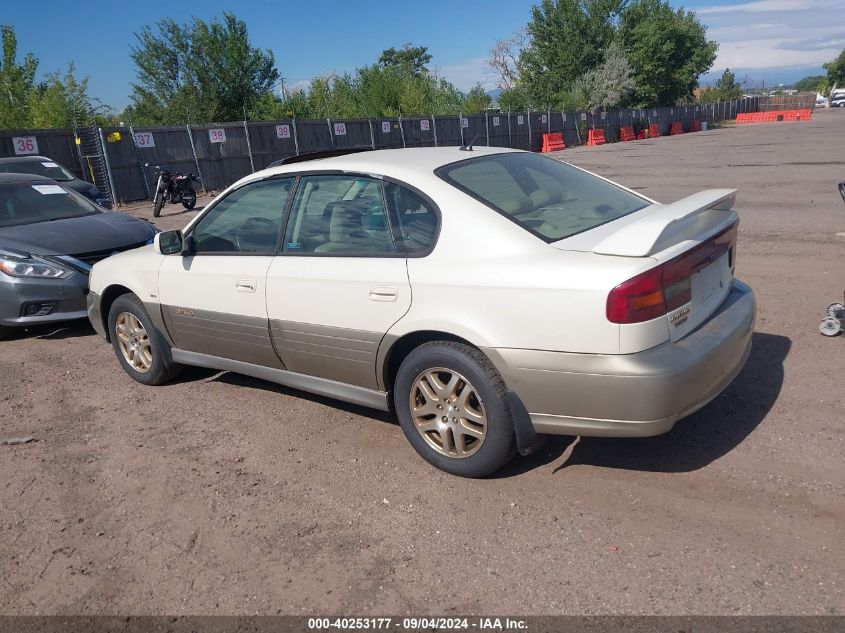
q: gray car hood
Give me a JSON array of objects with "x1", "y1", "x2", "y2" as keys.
[{"x1": 0, "y1": 211, "x2": 156, "y2": 256}]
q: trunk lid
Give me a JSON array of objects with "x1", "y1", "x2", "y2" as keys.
[{"x1": 554, "y1": 189, "x2": 739, "y2": 340}]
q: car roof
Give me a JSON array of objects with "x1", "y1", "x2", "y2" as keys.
[
  {"x1": 0, "y1": 172, "x2": 56, "y2": 184},
  {"x1": 255, "y1": 146, "x2": 521, "y2": 180},
  {"x1": 0, "y1": 155, "x2": 54, "y2": 164}
]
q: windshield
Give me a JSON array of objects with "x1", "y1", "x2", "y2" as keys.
[
  {"x1": 437, "y1": 152, "x2": 649, "y2": 242},
  {"x1": 0, "y1": 160, "x2": 75, "y2": 182},
  {"x1": 0, "y1": 182, "x2": 100, "y2": 228}
]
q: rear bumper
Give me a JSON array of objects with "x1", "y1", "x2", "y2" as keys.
[
  {"x1": 484, "y1": 280, "x2": 755, "y2": 437},
  {"x1": 0, "y1": 272, "x2": 88, "y2": 328}
]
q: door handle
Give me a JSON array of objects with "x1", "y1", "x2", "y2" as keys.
[
  {"x1": 369, "y1": 286, "x2": 398, "y2": 302},
  {"x1": 236, "y1": 279, "x2": 257, "y2": 293}
]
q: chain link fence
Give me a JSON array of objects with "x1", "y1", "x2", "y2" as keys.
[{"x1": 0, "y1": 96, "x2": 776, "y2": 205}]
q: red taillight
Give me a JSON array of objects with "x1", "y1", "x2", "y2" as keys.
[{"x1": 606, "y1": 222, "x2": 737, "y2": 324}]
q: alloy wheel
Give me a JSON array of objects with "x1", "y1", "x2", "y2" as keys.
[{"x1": 115, "y1": 312, "x2": 153, "y2": 373}]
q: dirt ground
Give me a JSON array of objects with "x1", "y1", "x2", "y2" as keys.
[{"x1": 1, "y1": 109, "x2": 844, "y2": 616}]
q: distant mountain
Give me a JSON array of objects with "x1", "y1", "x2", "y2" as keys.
[
  {"x1": 486, "y1": 88, "x2": 503, "y2": 99},
  {"x1": 701, "y1": 66, "x2": 827, "y2": 90}
]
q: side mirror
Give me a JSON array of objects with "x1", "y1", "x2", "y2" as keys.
[{"x1": 154, "y1": 230, "x2": 183, "y2": 255}]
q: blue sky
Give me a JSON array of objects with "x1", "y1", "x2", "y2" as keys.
[{"x1": 4, "y1": 0, "x2": 844, "y2": 110}]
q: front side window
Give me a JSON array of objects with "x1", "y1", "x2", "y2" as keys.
[
  {"x1": 437, "y1": 152, "x2": 649, "y2": 242},
  {"x1": 191, "y1": 177, "x2": 293, "y2": 253},
  {"x1": 283, "y1": 175, "x2": 394, "y2": 255},
  {"x1": 0, "y1": 183, "x2": 98, "y2": 228}
]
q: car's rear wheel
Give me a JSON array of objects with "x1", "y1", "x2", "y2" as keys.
[
  {"x1": 107, "y1": 294, "x2": 181, "y2": 385},
  {"x1": 394, "y1": 341, "x2": 516, "y2": 477}
]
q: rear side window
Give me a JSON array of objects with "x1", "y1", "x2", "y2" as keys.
[
  {"x1": 283, "y1": 175, "x2": 394, "y2": 255},
  {"x1": 384, "y1": 182, "x2": 438, "y2": 253},
  {"x1": 437, "y1": 153, "x2": 648, "y2": 242}
]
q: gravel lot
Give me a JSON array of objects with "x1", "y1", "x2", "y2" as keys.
[{"x1": 1, "y1": 109, "x2": 843, "y2": 616}]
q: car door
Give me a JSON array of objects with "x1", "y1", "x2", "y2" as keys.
[
  {"x1": 158, "y1": 176, "x2": 294, "y2": 368},
  {"x1": 265, "y1": 173, "x2": 411, "y2": 389}
]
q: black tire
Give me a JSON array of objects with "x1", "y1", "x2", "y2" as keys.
[
  {"x1": 181, "y1": 188, "x2": 196, "y2": 210},
  {"x1": 394, "y1": 341, "x2": 516, "y2": 478},
  {"x1": 107, "y1": 293, "x2": 181, "y2": 386},
  {"x1": 153, "y1": 190, "x2": 164, "y2": 217}
]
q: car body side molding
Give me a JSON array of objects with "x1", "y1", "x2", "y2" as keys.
[{"x1": 170, "y1": 348, "x2": 390, "y2": 412}]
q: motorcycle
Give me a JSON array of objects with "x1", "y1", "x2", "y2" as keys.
[
  {"x1": 818, "y1": 180, "x2": 845, "y2": 337},
  {"x1": 146, "y1": 164, "x2": 201, "y2": 217}
]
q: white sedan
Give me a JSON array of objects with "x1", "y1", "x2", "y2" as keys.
[{"x1": 87, "y1": 147, "x2": 755, "y2": 477}]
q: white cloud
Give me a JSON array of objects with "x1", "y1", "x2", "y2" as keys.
[
  {"x1": 436, "y1": 57, "x2": 498, "y2": 92},
  {"x1": 697, "y1": 0, "x2": 816, "y2": 14},
  {"x1": 697, "y1": 0, "x2": 845, "y2": 71}
]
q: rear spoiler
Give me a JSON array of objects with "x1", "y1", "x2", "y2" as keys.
[{"x1": 592, "y1": 189, "x2": 737, "y2": 257}]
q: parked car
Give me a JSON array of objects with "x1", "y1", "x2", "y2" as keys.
[
  {"x1": 0, "y1": 155, "x2": 111, "y2": 208},
  {"x1": 86, "y1": 147, "x2": 755, "y2": 477},
  {"x1": 830, "y1": 95, "x2": 845, "y2": 108},
  {"x1": 0, "y1": 173, "x2": 157, "y2": 339}
]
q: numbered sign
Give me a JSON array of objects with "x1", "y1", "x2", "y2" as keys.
[
  {"x1": 420, "y1": 119, "x2": 430, "y2": 131},
  {"x1": 492, "y1": 116, "x2": 500, "y2": 127},
  {"x1": 460, "y1": 117, "x2": 469, "y2": 128},
  {"x1": 276, "y1": 124, "x2": 291, "y2": 139},
  {"x1": 381, "y1": 121, "x2": 391, "y2": 133},
  {"x1": 562, "y1": 113, "x2": 567, "y2": 121},
  {"x1": 209, "y1": 128, "x2": 226, "y2": 143},
  {"x1": 652, "y1": 110, "x2": 658, "y2": 117},
  {"x1": 333, "y1": 122, "x2": 347, "y2": 136},
  {"x1": 541, "y1": 114, "x2": 548, "y2": 124},
  {"x1": 601, "y1": 111, "x2": 606, "y2": 120},
  {"x1": 133, "y1": 132, "x2": 155, "y2": 148},
  {"x1": 12, "y1": 136, "x2": 38, "y2": 155},
  {"x1": 517, "y1": 115, "x2": 524, "y2": 125},
  {"x1": 580, "y1": 113, "x2": 587, "y2": 121}
]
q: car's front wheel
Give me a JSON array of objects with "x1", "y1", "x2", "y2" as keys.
[
  {"x1": 107, "y1": 294, "x2": 181, "y2": 385},
  {"x1": 394, "y1": 341, "x2": 516, "y2": 477}
]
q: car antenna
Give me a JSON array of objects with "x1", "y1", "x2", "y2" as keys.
[{"x1": 459, "y1": 133, "x2": 481, "y2": 151}]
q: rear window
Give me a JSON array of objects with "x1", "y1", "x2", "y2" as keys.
[
  {"x1": 437, "y1": 152, "x2": 649, "y2": 242},
  {"x1": 0, "y1": 160, "x2": 75, "y2": 181}
]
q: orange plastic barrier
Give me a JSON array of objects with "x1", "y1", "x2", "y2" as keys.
[
  {"x1": 670, "y1": 121, "x2": 684, "y2": 135},
  {"x1": 648, "y1": 123, "x2": 661, "y2": 137},
  {"x1": 586, "y1": 128, "x2": 606, "y2": 146},
  {"x1": 541, "y1": 132, "x2": 565, "y2": 152},
  {"x1": 691, "y1": 119, "x2": 701, "y2": 132},
  {"x1": 619, "y1": 126, "x2": 636, "y2": 142},
  {"x1": 736, "y1": 109, "x2": 813, "y2": 124}
]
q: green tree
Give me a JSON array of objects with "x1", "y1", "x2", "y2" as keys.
[
  {"x1": 824, "y1": 48, "x2": 845, "y2": 87},
  {"x1": 793, "y1": 74, "x2": 826, "y2": 93},
  {"x1": 0, "y1": 25, "x2": 38, "y2": 129},
  {"x1": 496, "y1": 87, "x2": 529, "y2": 112},
  {"x1": 29, "y1": 62, "x2": 107, "y2": 128},
  {"x1": 714, "y1": 68, "x2": 742, "y2": 100},
  {"x1": 129, "y1": 12, "x2": 279, "y2": 124},
  {"x1": 378, "y1": 44, "x2": 432, "y2": 77},
  {"x1": 463, "y1": 84, "x2": 492, "y2": 113},
  {"x1": 618, "y1": 0, "x2": 717, "y2": 105},
  {"x1": 518, "y1": 0, "x2": 627, "y2": 108},
  {"x1": 577, "y1": 41, "x2": 636, "y2": 109}
]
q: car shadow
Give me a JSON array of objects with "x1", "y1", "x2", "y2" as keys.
[
  {"x1": 2, "y1": 318, "x2": 96, "y2": 341},
  {"x1": 212, "y1": 372, "x2": 396, "y2": 425},
  {"x1": 530, "y1": 332, "x2": 791, "y2": 476},
  {"x1": 167, "y1": 332, "x2": 788, "y2": 478}
]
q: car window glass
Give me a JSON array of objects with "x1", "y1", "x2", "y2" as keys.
[
  {"x1": 438, "y1": 153, "x2": 649, "y2": 242},
  {"x1": 384, "y1": 182, "x2": 438, "y2": 253},
  {"x1": 0, "y1": 183, "x2": 98, "y2": 228},
  {"x1": 0, "y1": 161, "x2": 75, "y2": 182},
  {"x1": 283, "y1": 175, "x2": 394, "y2": 255},
  {"x1": 192, "y1": 178, "x2": 293, "y2": 253}
]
